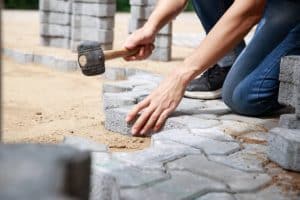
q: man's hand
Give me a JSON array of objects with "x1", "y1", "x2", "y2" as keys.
[
  {"x1": 124, "y1": 27, "x2": 156, "y2": 61},
  {"x1": 126, "y1": 70, "x2": 190, "y2": 136}
]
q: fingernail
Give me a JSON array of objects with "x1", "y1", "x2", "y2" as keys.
[{"x1": 131, "y1": 128, "x2": 137, "y2": 135}]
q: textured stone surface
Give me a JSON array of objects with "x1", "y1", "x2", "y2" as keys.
[
  {"x1": 152, "y1": 129, "x2": 240, "y2": 155},
  {"x1": 279, "y1": 114, "x2": 300, "y2": 129},
  {"x1": 40, "y1": 11, "x2": 71, "y2": 25},
  {"x1": 121, "y1": 170, "x2": 227, "y2": 200},
  {"x1": 279, "y1": 56, "x2": 300, "y2": 84},
  {"x1": 72, "y1": 2, "x2": 116, "y2": 17},
  {"x1": 167, "y1": 154, "x2": 271, "y2": 193},
  {"x1": 72, "y1": 15, "x2": 114, "y2": 30},
  {"x1": 190, "y1": 128, "x2": 235, "y2": 142},
  {"x1": 196, "y1": 193, "x2": 235, "y2": 200},
  {"x1": 268, "y1": 127, "x2": 300, "y2": 171},
  {"x1": 105, "y1": 67, "x2": 127, "y2": 80},
  {"x1": 278, "y1": 82, "x2": 296, "y2": 107},
  {"x1": 0, "y1": 144, "x2": 90, "y2": 200}
]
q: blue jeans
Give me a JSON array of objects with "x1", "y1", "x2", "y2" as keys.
[{"x1": 192, "y1": 0, "x2": 300, "y2": 116}]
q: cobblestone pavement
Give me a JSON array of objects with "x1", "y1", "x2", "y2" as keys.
[{"x1": 75, "y1": 67, "x2": 299, "y2": 200}]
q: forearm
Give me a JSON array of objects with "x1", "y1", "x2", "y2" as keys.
[
  {"x1": 176, "y1": 0, "x2": 266, "y2": 85},
  {"x1": 144, "y1": 0, "x2": 188, "y2": 33}
]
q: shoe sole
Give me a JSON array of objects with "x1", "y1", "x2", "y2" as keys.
[{"x1": 184, "y1": 89, "x2": 222, "y2": 100}]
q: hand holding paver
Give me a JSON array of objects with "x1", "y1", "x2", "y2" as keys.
[{"x1": 126, "y1": 71, "x2": 189, "y2": 136}]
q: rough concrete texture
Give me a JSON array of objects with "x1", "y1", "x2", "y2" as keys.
[
  {"x1": 0, "y1": 144, "x2": 91, "y2": 200},
  {"x1": 72, "y1": 2, "x2": 116, "y2": 17},
  {"x1": 63, "y1": 136, "x2": 108, "y2": 152},
  {"x1": 279, "y1": 114, "x2": 300, "y2": 129},
  {"x1": 72, "y1": 15, "x2": 115, "y2": 30},
  {"x1": 268, "y1": 127, "x2": 300, "y2": 171}
]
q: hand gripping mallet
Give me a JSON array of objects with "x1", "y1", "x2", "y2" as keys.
[{"x1": 77, "y1": 41, "x2": 140, "y2": 76}]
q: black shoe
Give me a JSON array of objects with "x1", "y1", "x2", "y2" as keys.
[{"x1": 184, "y1": 64, "x2": 231, "y2": 100}]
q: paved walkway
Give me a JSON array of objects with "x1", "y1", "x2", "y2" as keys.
[{"x1": 78, "y1": 68, "x2": 300, "y2": 200}]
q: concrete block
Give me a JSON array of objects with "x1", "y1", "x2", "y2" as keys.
[
  {"x1": 130, "y1": 0, "x2": 156, "y2": 6},
  {"x1": 268, "y1": 127, "x2": 300, "y2": 171},
  {"x1": 128, "y1": 18, "x2": 146, "y2": 33},
  {"x1": 39, "y1": 0, "x2": 72, "y2": 13},
  {"x1": 72, "y1": 2, "x2": 116, "y2": 17},
  {"x1": 71, "y1": 28, "x2": 113, "y2": 43},
  {"x1": 173, "y1": 98, "x2": 206, "y2": 115},
  {"x1": 167, "y1": 154, "x2": 271, "y2": 193},
  {"x1": 131, "y1": 5, "x2": 154, "y2": 19},
  {"x1": 40, "y1": 11, "x2": 71, "y2": 25},
  {"x1": 74, "y1": 0, "x2": 115, "y2": 3},
  {"x1": 279, "y1": 114, "x2": 300, "y2": 129},
  {"x1": 158, "y1": 23, "x2": 172, "y2": 35},
  {"x1": 33, "y1": 54, "x2": 78, "y2": 72},
  {"x1": 63, "y1": 136, "x2": 108, "y2": 152},
  {"x1": 40, "y1": 23, "x2": 70, "y2": 38},
  {"x1": 105, "y1": 67, "x2": 127, "y2": 80},
  {"x1": 0, "y1": 144, "x2": 91, "y2": 199},
  {"x1": 41, "y1": 37, "x2": 70, "y2": 49},
  {"x1": 278, "y1": 82, "x2": 295, "y2": 107},
  {"x1": 279, "y1": 56, "x2": 300, "y2": 84},
  {"x1": 121, "y1": 170, "x2": 226, "y2": 200},
  {"x1": 149, "y1": 47, "x2": 171, "y2": 61},
  {"x1": 152, "y1": 129, "x2": 240, "y2": 156},
  {"x1": 196, "y1": 193, "x2": 235, "y2": 200},
  {"x1": 6, "y1": 50, "x2": 34, "y2": 64},
  {"x1": 102, "y1": 81, "x2": 134, "y2": 93},
  {"x1": 154, "y1": 34, "x2": 172, "y2": 48},
  {"x1": 72, "y1": 15, "x2": 114, "y2": 30},
  {"x1": 103, "y1": 92, "x2": 137, "y2": 110}
]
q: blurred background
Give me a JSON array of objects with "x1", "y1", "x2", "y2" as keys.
[{"x1": 4, "y1": 0, "x2": 194, "y2": 11}]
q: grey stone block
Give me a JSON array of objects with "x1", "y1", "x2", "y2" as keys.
[
  {"x1": 190, "y1": 128, "x2": 235, "y2": 142},
  {"x1": 41, "y1": 37, "x2": 70, "y2": 49},
  {"x1": 154, "y1": 34, "x2": 172, "y2": 48},
  {"x1": 71, "y1": 28, "x2": 113, "y2": 43},
  {"x1": 103, "y1": 92, "x2": 137, "y2": 110},
  {"x1": 167, "y1": 154, "x2": 272, "y2": 193},
  {"x1": 102, "y1": 81, "x2": 134, "y2": 93},
  {"x1": 152, "y1": 129, "x2": 241, "y2": 155},
  {"x1": 279, "y1": 114, "x2": 300, "y2": 129},
  {"x1": 40, "y1": 23, "x2": 70, "y2": 38},
  {"x1": 130, "y1": 0, "x2": 156, "y2": 6},
  {"x1": 104, "y1": 106, "x2": 135, "y2": 135},
  {"x1": 278, "y1": 82, "x2": 296, "y2": 107},
  {"x1": 0, "y1": 144, "x2": 90, "y2": 200},
  {"x1": 72, "y1": 15, "x2": 115, "y2": 30},
  {"x1": 296, "y1": 84, "x2": 300, "y2": 118},
  {"x1": 131, "y1": 5, "x2": 154, "y2": 19},
  {"x1": 196, "y1": 193, "x2": 235, "y2": 200},
  {"x1": 33, "y1": 54, "x2": 78, "y2": 72},
  {"x1": 4, "y1": 49, "x2": 34, "y2": 64},
  {"x1": 279, "y1": 56, "x2": 300, "y2": 84},
  {"x1": 74, "y1": 0, "x2": 115, "y2": 3},
  {"x1": 63, "y1": 136, "x2": 108, "y2": 152},
  {"x1": 121, "y1": 170, "x2": 227, "y2": 200},
  {"x1": 105, "y1": 67, "x2": 127, "y2": 80},
  {"x1": 149, "y1": 47, "x2": 171, "y2": 61},
  {"x1": 267, "y1": 127, "x2": 300, "y2": 171},
  {"x1": 72, "y1": 2, "x2": 116, "y2": 17},
  {"x1": 173, "y1": 98, "x2": 206, "y2": 115},
  {"x1": 40, "y1": 11, "x2": 71, "y2": 25},
  {"x1": 39, "y1": 0, "x2": 72, "y2": 13},
  {"x1": 209, "y1": 144, "x2": 268, "y2": 173},
  {"x1": 128, "y1": 18, "x2": 146, "y2": 33},
  {"x1": 113, "y1": 139, "x2": 200, "y2": 170}
]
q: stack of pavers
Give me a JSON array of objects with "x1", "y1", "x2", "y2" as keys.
[
  {"x1": 39, "y1": 0, "x2": 72, "y2": 48},
  {"x1": 129, "y1": 0, "x2": 172, "y2": 61},
  {"x1": 267, "y1": 56, "x2": 300, "y2": 172},
  {"x1": 71, "y1": 0, "x2": 116, "y2": 51}
]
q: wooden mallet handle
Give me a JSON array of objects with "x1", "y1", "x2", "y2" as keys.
[{"x1": 104, "y1": 48, "x2": 140, "y2": 60}]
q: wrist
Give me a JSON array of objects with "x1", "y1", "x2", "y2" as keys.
[{"x1": 143, "y1": 20, "x2": 159, "y2": 35}]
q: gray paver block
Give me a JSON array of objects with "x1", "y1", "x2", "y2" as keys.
[
  {"x1": 167, "y1": 154, "x2": 272, "y2": 193},
  {"x1": 0, "y1": 144, "x2": 90, "y2": 200},
  {"x1": 90, "y1": 171, "x2": 120, "y2": 200},
  {"x1": 131, "y1": 5, "x2": 154, "y2": 19},
  {"x1": 163, "y1": 115, "x2": 221, "y2": 130},
  {"x1": 41, "y1": 37, "x2": 70, "y2": 49},
  {"x1": 154, "y1": 34, "x2": 172, "y2": 48},
  {"x1": 152, "y1": 129, "x2": 241, "y2": 155},
  {"x1": 190, "y1": 128, "x2": 235, "y2": 142},
  {"x1": 40, "y1": 23, "x2": 70, "y2": 38},
  {"x1": 279, "y1": 114, "x2": 300, "y2": 129},
  {"x1": 63, "y1": 136, "x2": 108, "y2": 152},
  {"x1": 4, "y1": 50, "x2": 34, "y2": 64},
  {"x1": 209, "y1": 144, "x2": 268, "y2": 173},
  {"x1": 267, "y1": 127, "x2": 300, "y2": 171},
  {"x1": 130, "y1": 0, "x2": 156, "y2": 6},
  {"x1": 72, "y1": 15, "x2": 114, "y2": 30},
  {"x1": 149, "y1": 47, "x2": 171, "y2": 62},
  {"x1": 40, "y1": 11, "x2": 71, "y2": 25},
  {"x1": 128, "y1": 18, "x2": 146, "y2": 33},
  {"x1": 113, "y1": 139, "x2": 201, "y2": 170},
  {"x1": 70, "y1": 40, "x2": 113, "y2": 52},
  {"x1": 71, "y1": 28, "x2": 113, "y2": 43},
  {"x1": 279, "y1": 56, "x2": 300, "y2": 84},
  {"x1": 121, "y1": 170, "x2": 227, "y2": 200},
  {"x1": 74, "y1": 0, "x2": 116, "y2": 3},
  {"x1": 72, "y1": 2, "x2": 116, "y2": 17},
  {"x1": 105, "y1": 67, "x2": 127, "y2": 80},
  {"x1": 202, "y1": 100, "x2": 231, "y2": 115},
  {"x1": 32, "y1": 54, "x2": 78, "y2": 72},
  {"x1": 173, "y1": 98, "x2": 206, "y2": 115},
  {"x1": 278, "y1": 82, "x2": 296, "y2": 107},
  {"x1": 102, "y1": 81, "x2": 136, "y2": 93},
  {"x1": 39, "y1": 0, "x2": 72, "y2": 13},
  {"x1": 196, "y1": 193, "x2": 235, "y2": 200},
  {"x1": 103, "y1": 92, "x2": 139, "y2": 110}
]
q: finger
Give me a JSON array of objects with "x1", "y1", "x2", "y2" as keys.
[
  {"x1": 153, "y1": 108, "x2": 173, "y2": 132},
  {"x1": 143, "y1": 45, "x2": 153, "y2": 58},
  {"x1": 140, "y1": 108, "x2": 161, "y2": 135},
  {"x1": 135, "y1": 46, "x2": 146, "y2": 60},
  {"x1": 132, "y1": 106, "x2": 155, "y2": 136},
  {"x1": 126, "y1": 98, "x2": 150, "y2": 123}
]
